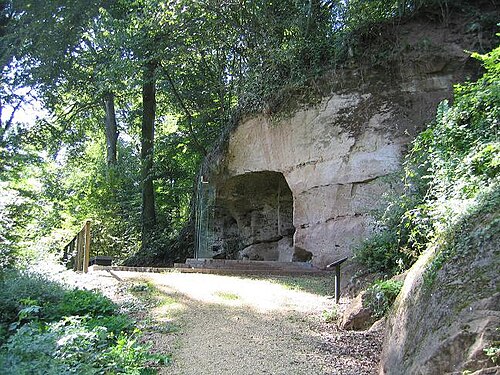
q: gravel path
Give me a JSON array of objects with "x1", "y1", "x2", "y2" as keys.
[{"x1": 52, "y1": 269, "x2": 383, "y2": 374}]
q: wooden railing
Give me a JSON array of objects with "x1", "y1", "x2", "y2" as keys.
[{"x1": 62, "y1": 220, "x2": 91, "y2": 273}]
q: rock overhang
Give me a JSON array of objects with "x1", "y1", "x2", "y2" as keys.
[{"x1": 197, "y1": 33, "x2": 476, "y2": 267}]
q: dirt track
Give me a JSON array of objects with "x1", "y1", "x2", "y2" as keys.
[{"x1": 57, "y1": 269, "x2": 383, "y2": 375}]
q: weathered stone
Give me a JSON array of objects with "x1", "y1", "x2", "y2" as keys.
[
  {"x1": 340, "y1": 290, "x2": 374, "y2": 330},
  {"x1": 198, "y1": 20, "x2": 477, "y2": 268},
  {"x1": 368, "y1": 317, "x2": 387, "y2": 333},
  {"x1": 379, "y1": 208, "x2": 500, "y2": 374}
]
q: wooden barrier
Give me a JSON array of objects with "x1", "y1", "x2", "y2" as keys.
[{"x1": 62, "y1": 220, "x2": 91, "y2": 273}]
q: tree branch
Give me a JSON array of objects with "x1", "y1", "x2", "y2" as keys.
[{"x1": 160, "y1": 64, "x2": 207, "y2": 156}]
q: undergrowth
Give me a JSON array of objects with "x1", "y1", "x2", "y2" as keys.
[
  {"x1": 354, "y1": 42, "x2": 499, "y2": 276},
  {"x1": 364, "y1": 279, "x2": 404, "y2": 319},
  {"x1": 0, "y1": 271, "x2": 168, "y2": 374}
]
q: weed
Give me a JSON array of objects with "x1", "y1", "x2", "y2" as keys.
[
  {"x1": 322, "y1": 308, "x2": 339, "y2": 324},
  {"x1": 484, "y1": 343, "x2": 500, "y2": 364}
]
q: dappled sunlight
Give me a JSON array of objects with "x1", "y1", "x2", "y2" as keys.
[
  {"x1": 116, "y1": 271, "x2": 335, "y2": 316},
  {"x1": 49, "y1": 269, "x2": 382, "y2": 374}
]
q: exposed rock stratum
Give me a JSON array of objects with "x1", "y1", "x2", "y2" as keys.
[{"x1": 199, "y1": 18, "x2": 479, "y2": 268}]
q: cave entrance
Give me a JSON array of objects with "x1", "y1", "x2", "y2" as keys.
[
  {"x1": 195, "y1": 171, "x2": 310, "y2": 262},
  {"x1": 215, "y1": 171, "x2": 296, "y2": 261}
]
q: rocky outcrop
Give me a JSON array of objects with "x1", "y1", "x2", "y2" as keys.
[
  {"x1": 198, "y1": 17, "x2": 481, "y2": 268},
  {"x1": 340, "y1": 290, "x2": 375, "y2": 330},
  {"x1": 379, "y1": 195, "x2": 500, "y2": 374}
]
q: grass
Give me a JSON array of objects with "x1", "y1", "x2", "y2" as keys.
[
  {"x1": 128, "y1": 279, "x2": 179, "y2": 308},
  {"x1": 214, "y1": 291, "x2": 240, "y2": 300}
]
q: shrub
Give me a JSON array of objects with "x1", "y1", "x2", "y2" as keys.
[
  {"x1": 86, "y1": 315, "x2": 135, "y2": 336},
  {"x1": 355, "y1": 43, "x2": 500, "y2": 275},
  {"x1": 0, "y1": 271, "x2": 119, "y2": 333},
  {"x1": 45, "y1": 289, "x2": 117, "y2": 320},
  {"x1": 0, "y1": 271, "x2": 166, "y2": 374},
  {"x1": 0, "y1": 271, "x2": 66, "y2": 336},
  {"x1": 354, "y1": 229, "x2": 402, "y2": 275},
  {"x1": 0, "y1": 317, "x2": 166, "y2": 374}
]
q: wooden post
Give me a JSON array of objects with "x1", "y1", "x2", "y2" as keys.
[
  {"x1": 83, "y1": 220, "x2": 91, "y2": 273},
  {"x1": 69, "y1": 238, "x2": 75, "y2": 269},
  {"x1": 74, "y1": 232, "x2": 81, "y2": 271},
  {"x1": 78, "y1": 229, "x2": 84, "y2": 271}
]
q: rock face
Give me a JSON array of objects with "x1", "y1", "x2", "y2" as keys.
[
  {"x1": 379, "y1": 201, "x2": 500, "y2": 374},
  {"x1": 197, "y1": 19, "x2": 478, "y2": 268}
]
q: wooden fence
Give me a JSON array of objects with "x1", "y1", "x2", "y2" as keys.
[{"x1": 62, "y1": 220, "x2": 91, "y2": 273}]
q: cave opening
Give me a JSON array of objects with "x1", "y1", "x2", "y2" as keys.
[{"x1": 199, "y1": 171, "x2": 310, "y2": 262}]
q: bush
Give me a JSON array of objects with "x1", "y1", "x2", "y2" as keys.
[
  {"x1": 0, "y1": 317, "x2": 165, "y2": 374},
  {"x1": 86, "y1": 315, "x2": 135, "y2": 336},
  {"x1": 0, "y1": 271, "x2": 119, "y2": 332},
  {"x1": 0, "y1": 271, "x2": 66, "y2": 335},
  {"x1": 354, "y1": 230, "x2": 401, "y2": 275},
  {"x1": 45, "y1": 289, "x2": 117, "y2": 320},
  {"x1": 0, "y1": 271, "x2": 166, "y2": 374}
]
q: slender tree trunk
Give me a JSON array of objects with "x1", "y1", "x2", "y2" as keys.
[
  {"x1": 141, "y1": 60, "x2": 157, "y2": 250},
  {"x1": 103, "y1": 92, "x2": 118, "y2": 166}
]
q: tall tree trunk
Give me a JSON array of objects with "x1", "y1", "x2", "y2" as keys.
[
  {"x1": 141, "y1": 60, "x2": 157, "y2": 250},
  {"x1": 103, "y1": 92, "x2": 118, "y2": 166}
]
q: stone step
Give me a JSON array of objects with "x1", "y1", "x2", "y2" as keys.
[{"x1": 177, "y1": 258, "x2": 319, "y2": 271}]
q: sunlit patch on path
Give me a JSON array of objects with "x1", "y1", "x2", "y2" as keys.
[{"x1": 78, "y1": 270, "x2": 382, "y2": 375}]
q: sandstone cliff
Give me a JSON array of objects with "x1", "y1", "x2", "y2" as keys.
[{"x1": 197, "y1": 15, "x2": 481, "y2": 268}]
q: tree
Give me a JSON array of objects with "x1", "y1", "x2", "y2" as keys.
[
  {"x1": 2, "y1": 0, "x2": 123, "y2": 167},
  {"x1": 140, "y1": 60, "x2": 158, "y2": 247}
]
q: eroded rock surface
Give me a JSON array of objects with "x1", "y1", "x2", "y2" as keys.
[
  {"x1": 340, "y1": 290, "x2": 374, "y2": 331},
  {"x1": 199, "y1": 19, "x2": 479, "y2": 268},
  {"x1": 379, "y1": 202, "x2": 500, "y2": 374}
]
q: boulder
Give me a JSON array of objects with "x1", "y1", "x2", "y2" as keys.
[{"x1": 341, "y1": 291, "x2": 375, "y2": 330}]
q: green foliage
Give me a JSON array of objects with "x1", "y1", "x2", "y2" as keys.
[
  {"x1": 0, "y1": 271, "x2": 164, "y2": 374},
  {"x1": 355, "y1": 43, "x2": 500, "y2": 275},
  {"x1": 322, "y1": 308, "x2": 339, "y2": 324},
  {"x1": 46, "y1": 289, "x2": 116, "y2": 320},
  {"x1": 0, "y1": 271, "x2": 128, "y2": 341},
  {"x1": 364, "y1": 279, "x2": 404, "y2": 319},
  {"x1": 423, "y1": 184, "x2": 500, "y2": 289},
  {"x1": 1, "y1": 0, "x2": 496, "y2": 269},
  {"x1": 0, "y1": 318, "x2": 166, "y2": 375},
  {"x1": 0, "y1": 271, "x2": 66, "y2": 331},
  {"x1": 484, "y1": 339, "x2": 500, "y2": 364},
  {"x1": 354, "y1": 229, "x2": 402, "y2": 274},
  {"x1": 86, "y1": 315, "x2": 135, "y2": 337}
]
